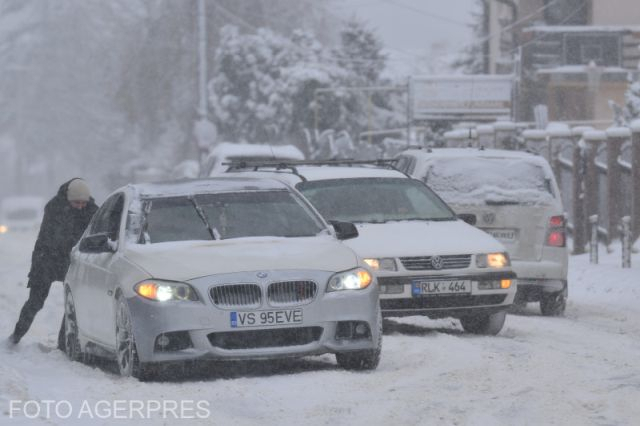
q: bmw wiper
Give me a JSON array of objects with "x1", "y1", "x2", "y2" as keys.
[{"x1": 188, "y1": 196, "x2": 220, "y2": 240}]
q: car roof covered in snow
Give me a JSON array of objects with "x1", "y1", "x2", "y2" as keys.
[
  {"x1": 401, "y1": 147, "x2": 552, "y2": 167},
  {"x1": 120, "y1": 177, "x2": 291, "y2": 199},
  {"x1": 227, "y1": 164, "x2": 408, "y2": 185}
]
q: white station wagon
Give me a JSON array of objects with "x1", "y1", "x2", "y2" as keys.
[
  {"x1": 64, "y1": 178, "x2": 381, "y2": 380},
  {"x1": 396, "y1": 148, "x2": 568, "y2": 316},
  {"x1": 226, "y1": 162, "x2": 517, "y2": 335}
]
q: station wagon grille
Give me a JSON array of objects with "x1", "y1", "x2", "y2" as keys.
[
  {"x1": 268, "y1": 281, "x2": 317, "y2": 306},
  {"x1": 400, "y1": 255, "x2": 471, "y2": 271},
  {"x1": 210, "y1": 284, "x2": 261, "y2": 308}
]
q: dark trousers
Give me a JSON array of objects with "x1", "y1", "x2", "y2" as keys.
[{"x1": 12, "y1": 279, "x2": 65, "y2": 349}]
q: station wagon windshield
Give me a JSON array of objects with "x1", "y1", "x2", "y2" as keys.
[
  {"x1": 142, "y1": 190, "x2": 323, "y2": 243},
  {"x1": 296, "y1": 178, "x2": 455, "y2": 223}
]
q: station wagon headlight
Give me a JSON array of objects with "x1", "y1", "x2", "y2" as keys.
[
  {"x1": 327, "y1": 268, "x2": 373, "y2": 292},
  {"x1": 135, "y1": 280, "x2": 199, "y2": 302},
  {"x1": 476, "y1": 252, "x2": 510, "y2": 268},
  {"x1": 363, "y1": 258, "x2": 397, "y2": 271}
]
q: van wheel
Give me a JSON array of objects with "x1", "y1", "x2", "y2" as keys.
[
  {"x1": 540, "y1": 291, "x2": 566, "y2": 316},
  {"x1": 460, "y1": 311, "x2": 506, "y2": 335}
]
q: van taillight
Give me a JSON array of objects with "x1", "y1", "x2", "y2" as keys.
[{"x1": 546, "y1": 215, "x2": 566, "y2": 247}]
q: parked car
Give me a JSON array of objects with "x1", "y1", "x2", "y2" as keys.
[
  {"x1": 225, "y1": 161, "x2": 517, "y2": 335},
  {"x1": 64, "y1": 178, "x2": 381, "y2": 380},
  {"x1": 202, "y1": 142, "x2": 305, "y2": 176},
  {"x1": 0, "y1": 196, "x2": 44, "y2": 234},
  {"x1": 395, "y1": 148, "x2": 568, "y2": 316}
]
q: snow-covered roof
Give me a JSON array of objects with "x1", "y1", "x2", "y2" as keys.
[
  {"x1": 525, "y1": 25, "x2": 640, "y2": 33},
  {"x1": 227, "y1": 165, "x2": 406, "y2": 185},
  {"x1": 402, "y1": 147, "x2": 548, "y2": 164},
  {"x1": 121, "y1": 177, "x2": 290, "y2": 199},
  {"x1": 537, "y1": 66, "x2": 630, "y2": 75},
  {"x1": 209, "y1": 142, "x2": 305, "y2": 161}
]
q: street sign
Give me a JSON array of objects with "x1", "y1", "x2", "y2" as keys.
[{"x1": 410, "y1": 75, "x2": 513, "y2": 121}]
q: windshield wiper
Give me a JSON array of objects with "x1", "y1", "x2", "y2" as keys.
[
  {"x1": 485, "y1": 199, "x2": 520, "y2": 206},
  {"x1": 188, "y1": 196, "x2": 220, "y2": 240}
]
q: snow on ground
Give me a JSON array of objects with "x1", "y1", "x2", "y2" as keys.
[{"x1": 1, "y1": 231, "x2": 639, "y2": 425}]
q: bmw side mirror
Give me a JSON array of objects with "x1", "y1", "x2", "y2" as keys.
[
  {"x1": 330, "y1": 221, "x2": 359, "y2": 240},
  {"x1": 80, "y1": 233, "x2": 115, "y2": 253},
  {"x1": 457, "y1": 214, "x2": 477, "y2": 226}
]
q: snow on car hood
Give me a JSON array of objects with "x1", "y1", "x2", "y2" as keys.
[
  {"x1": 124, "y1": 236, "x2": 358, "y2": 281},
  {"x1": 343, "y1": 220, "x2": 505, "y2": 258}
]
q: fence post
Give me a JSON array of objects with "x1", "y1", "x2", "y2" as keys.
[
  {"x1": 494, "y1": 121, "x2": 517, "y2": 150},
  {"x1": 621, "y1": 216, "x2": 631, "y2": 268},
  {"x1": 476, "y1": 124, "x2": 495, "y2": 149},
  {"x1": 570, "y1": 126, "x2": 593, "y2": 255},
  {"x1": 583, "y1": 130, "x2": 606, "y2": 242},
  {"x1": 548, "y1": 123, "x2": 572, "y2": 181},
  {"x1": 590, "y1": 214, "x2": 599, "y2": 264},
  {"x1": 631, "y1": 120, "x2": 640, "y2": 244},
  {"x1": 522, "y1": 129, "x2": 548, "y2": 158},
  {"x1": 605, "y1": 127, "x2": 630, "y2": 244}
]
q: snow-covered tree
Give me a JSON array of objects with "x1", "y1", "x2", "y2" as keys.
[
  {"x1": 623, "y1": 81, "x2": 640, "y2": 122},
  {"x1": 336, "y1": 18, "x2": 387, "y2": 85},
  {"x1": 451, "y1": 0, "x2": 488, "y2": 74}
]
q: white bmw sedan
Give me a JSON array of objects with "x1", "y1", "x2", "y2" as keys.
[{"x1": 64, "y1": 178, "x2": 380, "y2": 380}]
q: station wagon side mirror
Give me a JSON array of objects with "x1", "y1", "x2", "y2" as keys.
[
  {"x1": 80, "y1": 233, "x2": 115, "y2": 253},
  {"x1": 330, "y1": 221, "x2": 359, "y2": 240},
  {"x1": 457, "y1": 214, "x2": 477, "y2": 226}
]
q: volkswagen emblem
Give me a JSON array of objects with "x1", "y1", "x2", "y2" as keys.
[
  {"x1": 482, "y1": 212, "x2": 496, "y2": 225},
  {"x1": 256, "y1": 272, "x2": 268, "y2": 279},
  {"x1": 431, "y1": 256, "x2": 444, "y2": 270}
]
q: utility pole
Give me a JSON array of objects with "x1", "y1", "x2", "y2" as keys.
[{"x1": 194, "y1": 0, "x2": 217, "y2": 173}]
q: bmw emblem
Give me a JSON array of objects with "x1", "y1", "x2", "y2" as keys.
[
  {"x1": 256, "y1": 272, "x2": 268, "y2": 279},
  {"x1": 431, "y1": 256, "x2": 444, "y2": 270}
]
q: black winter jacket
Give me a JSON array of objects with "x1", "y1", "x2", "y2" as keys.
[{"x1": 28, "y1": 179, "x2": 99, "y2": 286}]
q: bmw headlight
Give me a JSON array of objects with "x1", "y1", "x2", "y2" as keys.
[
  {"x1": 327, "y1": 268, "x2": 373, "y2": 292},
  {"x1": 476, "y1": 252, "x2": 511, "y2": 268},
  {"x1": 363, "y1": 258, "x2": 397, "y2": 271},
  {"x1": 134, "y1": 280, "x2": 199, "y2": 302}
]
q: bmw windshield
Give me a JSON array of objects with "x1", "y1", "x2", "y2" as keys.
[
  {"x1": 296, "y1": 178, "x2": 456, "y2": 224},
  {"x1": 140, "y1": 190, "x2": 324, "y2": 243}
]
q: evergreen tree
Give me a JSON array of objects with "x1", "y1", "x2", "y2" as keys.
[{"x1": 451, "y1": 0, "x2": 488, "y2": 74}]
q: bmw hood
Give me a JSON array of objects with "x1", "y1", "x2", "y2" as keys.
[
  {"x1": 343, "y1": 220, "x2": 505, "y2": 258},
  {"x1": 124, "y1": 236, "x2": 359, "y2": 281}
]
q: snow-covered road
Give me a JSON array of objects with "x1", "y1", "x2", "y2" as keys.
[{"x1": 1, "y1": 231, "x2": 639, "y2": 425}]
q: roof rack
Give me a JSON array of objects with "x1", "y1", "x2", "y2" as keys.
[{"x1": 222, "y1": 158, "x2": 408, "y2": 180}]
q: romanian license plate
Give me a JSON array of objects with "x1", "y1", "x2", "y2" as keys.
[
  {"x1": 483, "y1": 228, "x2": 518, "y2": 243},
  {"x1": 412, "y1": 279, "x2": 471, "y2": 296},
  {"x1": 230, "y1": 309, "x2": 303, "y2": 328}
]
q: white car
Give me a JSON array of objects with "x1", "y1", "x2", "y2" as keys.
[
  {"x1": 64, "y1": 178, "x2": 381, "y2": 380},
  {"x1": 0, "y1": 196, "x2": 44, "y2": 234},
  {"x1": 202, "y1": 142, "x2": 305, "y2": 176},
  {"x1": 226, "y1": 162, "x2": 517, "y2": 335},
  {"x1": 396, "y1": 148, "x2": 568, "y2": 316}
]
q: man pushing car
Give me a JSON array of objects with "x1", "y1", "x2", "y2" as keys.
[{"x1": 9, "y1": 178, "x2": 98, "y2": 350}]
